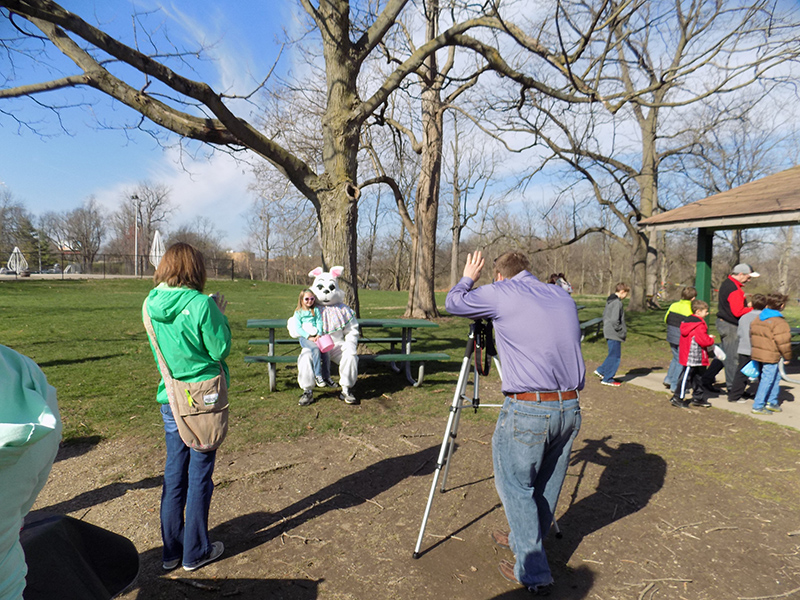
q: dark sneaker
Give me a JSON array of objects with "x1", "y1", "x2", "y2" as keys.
[
  {"x1": 315, "y1": 376, "x2": 326, "y2": 388},
  {"x1": 727, "y1": 397, "x2": 747, "y2": 403},
  {"x1": 600, "y1": 380, "x2": 622, "y2": 387},
  {"x1": 183, "y1": 541, "x2": 224, "y2": 572},
  {"x1": 670, "y1": 397, "x2": 691, "y2": 409},
  {"x1": 162, "y1": 558, "x2": 180, "y2": 571},
  {"x1": 323, "y1": 377, "x2": 338, "y2": 388},
  {"x1": 751, "y1": 407, "x2": 770, "y2": 415},
  {"x1": 690, "y1": 399, "x2": 712, "y2": 408},
  {"x1": 339, "y1": 390, "x2": 359, "y2": 405},
  {"x1": 491, "y1": 529, "x2": 510, "y2": 549},
  {"x1": 766, "y1": 404, "x2": 783, "y2": 413},
  {"x1": 298, "y1": 389, "x2": 315, "y2": 406}
]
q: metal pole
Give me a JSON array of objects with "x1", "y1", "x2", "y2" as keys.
[{"x1": 132, "y1": 194, "x2": 140, "y2": 277}]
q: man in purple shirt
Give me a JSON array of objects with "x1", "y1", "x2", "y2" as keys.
[{"x1": 446, "y1": 250, "x2": 584, "y2": 596}]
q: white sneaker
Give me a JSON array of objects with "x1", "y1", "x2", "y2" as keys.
[
  {"x1": 339, "y1": 389, "x2": 359, "y2": 405},
  {"x1": 315, "y1": 376, "x2": 326, "y2": 388},
  {"x1": 593, "y1": 370, "x2": 603, "y2": 379},
  {"x1": 183, "y1": 541, "x2": 224, "y2": 572}
]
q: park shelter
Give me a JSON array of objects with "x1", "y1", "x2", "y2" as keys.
[{"x1": 638, "y1": 165, "x2": 800, "y2": 302}]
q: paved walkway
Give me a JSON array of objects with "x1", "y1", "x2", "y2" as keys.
[{"x1": 623, "y1": 366, "x2": 800, "y2": 431}]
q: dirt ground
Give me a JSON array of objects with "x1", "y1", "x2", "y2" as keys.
[{"x1": 28, "y1": 371, "x2": 800, "y2": 600}]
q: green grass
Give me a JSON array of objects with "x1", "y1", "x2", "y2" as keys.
[{"x1": 2, "y1": 279, "x2": 795, "y2": 449}]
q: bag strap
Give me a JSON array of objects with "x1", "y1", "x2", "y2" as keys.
[
  {"x1": 142, "y1": 298, "x2": 178, "y2": 402},
  {"x1": 142, "y1": 297, "x2": 225, "y2": 397}
]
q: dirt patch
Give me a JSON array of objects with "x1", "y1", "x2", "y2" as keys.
[{"x1": 30, "y1": 375, "x2": 800, "y2": 599}]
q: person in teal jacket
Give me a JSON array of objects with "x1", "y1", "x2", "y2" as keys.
[
  {"x1": 144, "y1": 242, "x2": 230, "y2": 573},
  {"x1": 0, "y1": 345, "x2": 61, "y2": 600}
]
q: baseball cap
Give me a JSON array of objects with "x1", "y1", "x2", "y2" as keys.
[{"x1": 732, "y1": 263, "x2": 760, "y2": 277}]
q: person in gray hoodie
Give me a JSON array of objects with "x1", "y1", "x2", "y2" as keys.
[
  {"x1": 593, "y1": 283, "x2": 630, "y2": 386},
  {"x1": 0, "y1": 345, "x2": 61, "y2": 600}
]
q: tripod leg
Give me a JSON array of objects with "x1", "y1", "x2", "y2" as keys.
[
  {"x1": 440, "y1": 362, "x2": 476, "y2": 491},
  {"x1": 412, "y1": 355, "x2": 472, "y2": 558}
]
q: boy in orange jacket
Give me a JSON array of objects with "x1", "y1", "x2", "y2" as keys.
[{"x1": 671, "y1": 300, "x2": 716, "y2": 409}]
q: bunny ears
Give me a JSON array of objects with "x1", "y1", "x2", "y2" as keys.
[{"x1": 309, "y1": 266, "x2": 344, "y2": 278}]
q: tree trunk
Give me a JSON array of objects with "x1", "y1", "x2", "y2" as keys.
[
  {"x1": 404, "y1": 0, "x2": 442, "y2": 319},
  {"x1": 318, "y1": 2, "x2": 361, "y2": 313},
  {"x1": 632, "y1": 118, "x2": 658, "y2": 311}
]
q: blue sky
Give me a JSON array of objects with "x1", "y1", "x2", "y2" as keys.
[{"x1": 0, "y1": 1, "x2": 296, "y2": 249}]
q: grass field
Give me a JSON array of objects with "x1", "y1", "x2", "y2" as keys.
[{"x1": 2, "y1": 278, "x2": 796, "y2": 449}]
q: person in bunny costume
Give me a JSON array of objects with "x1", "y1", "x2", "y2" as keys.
[{"x1": 293, "y1": 266, "x2": 360, "y2": 405}]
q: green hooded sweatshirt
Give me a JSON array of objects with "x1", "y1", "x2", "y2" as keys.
[
  {"x1": 0, "y1": 345, "x2": 62, "y2": 600},
  {"x1": 144, "y1": 283, "x2": 232, "y2": 404}
]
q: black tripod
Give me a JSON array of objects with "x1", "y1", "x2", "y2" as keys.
[{"x1": 412, "y1": 319, "x2": 503, "y2": 558}]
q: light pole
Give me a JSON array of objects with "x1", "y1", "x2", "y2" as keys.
[{"x1": 132, "y1": 194, "x2": 140, "y2": 277}]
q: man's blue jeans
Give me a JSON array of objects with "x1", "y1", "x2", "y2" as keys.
[
  {"x1": 160, "y1": 404, "x2": 216, "y2": 568},
  {"x1": 753, "y1": 362, "x2": 780, "y2": 410},
  {"x1": 597, "y1": 340, "x2": 622, "y2": 382},
  {"x1": 664, "y1": 344, "x2": 681, "y2": 391},
  {"x1": 492, "y1": 396, "x2": 581, "y2": 588}
]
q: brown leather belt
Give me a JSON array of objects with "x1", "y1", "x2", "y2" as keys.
[{"x1": 508, "y1": 390, "x2": 579, "y2": 402}]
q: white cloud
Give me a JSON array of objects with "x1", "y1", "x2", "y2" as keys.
[{"x1": 92, "y1": 147, "x2": 258, "y2": 249}]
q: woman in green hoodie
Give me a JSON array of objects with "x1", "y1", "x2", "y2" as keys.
[{"x1": 144, "y1": 243, "x2": 231, "y2": 572}]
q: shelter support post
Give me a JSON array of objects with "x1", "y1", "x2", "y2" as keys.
[{"x1": 695, "y1": 228, "x2": 713, "y2": 303}]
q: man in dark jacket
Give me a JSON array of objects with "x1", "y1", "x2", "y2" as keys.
[{"x1": 702, "y1": 264, "x2": 758, "y2": 391}]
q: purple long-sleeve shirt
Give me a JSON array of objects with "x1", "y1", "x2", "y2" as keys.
[{"x1": 445, "y1": 271, "x2": 585, "y2": 394}]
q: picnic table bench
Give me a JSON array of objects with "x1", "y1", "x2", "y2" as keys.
[
  {"x1": 579, "y1": 317, "x2": 603, "y2": 341},
  {"x1": 245, "y1": 318, "x2": 449, "y2": 391}
]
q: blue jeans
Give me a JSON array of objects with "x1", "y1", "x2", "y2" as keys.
[
  {"x1": 753, "y1": 362, "x2": 780, "y2": 410},
  {"x1": 664, "y1": 344, "x2": 681, "y2": 391},
  {"x1": 299, "y1": 337, "x2": 331, "y2": 380},
  {"x1": 597, "y1": 340, "x2": 622, "y2": 382},
  {"x1": 160, "y1": 404, "x2": 217, "y2": 568},
  {"x1": 492, "y1": 396, "x2": 582, "y2": 588}
]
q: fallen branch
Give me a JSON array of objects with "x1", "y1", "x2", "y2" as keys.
[
  {"x1": 340, "y1": 433, "x2": 383, "y2": 455},
  {"x1": 638, "y1": 582, "x2": 655, "y2": 600},
  {"x1": 169, "y1": 578, "x2": 220, "y2": 591},
  {"x1": 705, "y1": 526, "x2": 739, "y2": 534},
  {"x1": 280, "y1": 532, "x2": 324, "y2": 545},
  {"x1": 738, "y1": 586, "x2": 800, "y2": 600}
]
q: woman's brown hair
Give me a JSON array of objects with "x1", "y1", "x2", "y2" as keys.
[{"x1": 153, "y1": 243, "x2": 207, "y2": 291}]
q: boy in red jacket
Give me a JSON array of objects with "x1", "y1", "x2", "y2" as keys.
[{"x1": 671, "y1": 300, "x2": 716, "y2": 409}]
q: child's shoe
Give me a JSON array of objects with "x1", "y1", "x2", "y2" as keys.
[
  {"x1": 766, "y1": 404, "x2": 783, "y2": 413},
  {"x1": 751, "y1": 407, "x2": 770, "y2": 415},
  {"x1": 315, "y1": 376, "x2": 326, "y2": 388},
  {"x1": 298, "y1": 389, "x2": 315, "y2": 406},
  {"x1": 322, "y1": 377, "x2": 338, "y2": 388}
]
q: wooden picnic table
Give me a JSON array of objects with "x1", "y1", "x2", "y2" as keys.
[{"x1": 246, "y1": 317, "x2": 448, "y2": 391}]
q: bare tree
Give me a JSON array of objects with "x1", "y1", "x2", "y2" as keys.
[
  {"x1": 470, "y1": 0, "x2": 800, "y2": 310},
  {"x1": 0, "y1": 0, "x2": 517, "y2": 314},
  {"x1": 49, "y1": 197, "x2": 106, "y2": 267},
  {"x1": 444, "y1": 114, "x2": 498, "y2": 288},
  {"x1": 105, "y1": 181, "x2": 173, "y2": 256}
]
